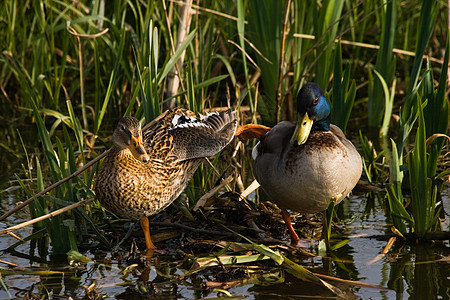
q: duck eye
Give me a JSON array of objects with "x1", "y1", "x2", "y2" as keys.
[{"x1": 313, "y1": 96, "x2": 319, "y2": 105}]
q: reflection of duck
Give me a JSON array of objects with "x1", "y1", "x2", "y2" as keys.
[
  {"x1": 95, "y1": 109, "x2": 237, "y2": 252},
  {"x1": 251, "y1": 83, "x2": 362, "y2": 245}
]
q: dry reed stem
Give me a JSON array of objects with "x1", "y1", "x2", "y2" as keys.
[
  {"x1": 314, "y1": 273, "x2": 389, "y2": 290},
  {"x1": 240, "y1": 179, "x2": 260, "y2": 200},
  {"x1": 170, "y1": 0, "x2": 245, "y2": 23},
  {"x1": 367, "y1": 236, "x2": 396, "y2": 265},
  {"x1": 0, "y1": 259, "x2": 18, "y2": 267},
  {"x1": 0, "y1": 151, "x2": 108, "y2": 222},
  {"x1": 227, "y1": 40, "x2": 261, "y2": 72},
  {"x1": 66, "y1": 26, "x2": 109, "y2": 39},
  {"x1": 193, "y1": 175, "x2": 234, "y2": 211},
  {"x1": 164, "y1": 0, "x2": 192, "y2": 109},
  {"x1": 7, "y1": 231, "x2": 25, "y2": 242}
]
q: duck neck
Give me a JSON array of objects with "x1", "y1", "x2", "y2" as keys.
[
  {"x1": 110, "y1": 146, "x2": 131, "y2": 157},
  {"x1": 312, "y1": 114, "x2": 330, "y2": 132}
]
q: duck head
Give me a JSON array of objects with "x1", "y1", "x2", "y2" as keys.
[
  {"x1": 290, "y1": 83, "x2": 331, "y2": 146},
  {"x1": 112, "y1": 117, "x2": 150, "y2": 162}
]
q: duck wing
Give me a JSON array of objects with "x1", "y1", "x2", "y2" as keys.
[
  {"x1": 141, "y1": 109, "x2": 237, "y2": 162},
  {"x1": 166, "y1": 109, "x2": 236, "y2": 161}
]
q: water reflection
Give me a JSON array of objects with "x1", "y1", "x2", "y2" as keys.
[
  {"x1": 387, "y1": 243, "x2": 450, "y2": 299},
  {"x1": 250, "y1": 272, "x2": 353, "y2": 299}
]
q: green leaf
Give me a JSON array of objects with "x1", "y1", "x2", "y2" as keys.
[
  {"x1": 158, "y1": 29, "x2": 197, "y2": 85},
  {"x1": 368, "y1": 0, "x2": 397, "y2": 129},
  {"x1": 401, "y1": 0, "x2": 438, "y2": 124},
  {"x1": 373, "y1": 70, "x2": 396, "y2": 137},
  {"x1": 29, "y1": 98, "x2": 62, "y2": 183}
]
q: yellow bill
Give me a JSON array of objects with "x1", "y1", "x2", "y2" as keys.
[{"x1": 290, "y1": 112, "x2": 313, "y2": 146}]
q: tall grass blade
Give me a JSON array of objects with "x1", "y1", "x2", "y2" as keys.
[
  {"x1": 187, "y1": 61, "x2": 197, "y2": 113},
  {"x1": 247, "y1": 0, "x2": 282, "y2": 125},
  {"x1": 66, "y1": 100, "x2": 85, "y2": 166},
  {"x1": 314, "y1": 0, "x2": 344, "y2": 89},
  {"x1": 373, "y1": 70, "x2": 396, "y2": 137},
  {"x1": 237, "y1": 0, "x2": 254, "y2": 120},
  {"x1": 331, "y1": 40, "x2": 356, "y2": 133},
  {"x1": 385, "y1": 138, "x2": 410, "y2": 233},
  {"x1": 158, "y1": 29, "x2": 197, "y2": 85},
  {"x1": 422, "y1": 37, "x2": 450, "y2": 178},
  {"x1": 291, "y1": 1, "x2": 309, "y2": 94},
  {"x1": 93, "y1": 27, "x2": 127, "y2": 135},
  {"x1": 408, "y1": 96, "x2": 439, "y2": 234},
  {"x1": 0, "y1": 274, "x2": 12, "y2": 299},
  {"x1": 368, "y1": 0, "x2": 397, "y2": 130},
  {"x1": 29, "y1": 99, "x2": 62, "y2": 183},
  {"x1": 400, "y1": 0, "x2": 438, "y2": 129}
]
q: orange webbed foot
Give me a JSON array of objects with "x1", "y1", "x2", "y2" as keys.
[{"x1": 235, "y1": 124, "x2": 271, "y2": 141}]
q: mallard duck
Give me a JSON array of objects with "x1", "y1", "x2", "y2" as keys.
[
  {"x1": 251, "y1": 83, "x2": 362, "y2": 246},
  {"x1": 95, "y1": 108, "x2": 237, "y2": 251}
]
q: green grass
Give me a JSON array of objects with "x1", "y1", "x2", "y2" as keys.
[
  {"x1": 0, "y1": 0, "x2": 449, "y2": 257},
  {"x1": 367, "y1": 0, "x2": 396, "y2": 131}
]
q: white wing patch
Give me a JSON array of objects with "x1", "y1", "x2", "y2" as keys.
[
  {"x1": 198, "y1": 111, "x2": 219, "y2": 121},
  {"x1": 170, "y1": 113, "x2": 212, "y2": 130},
  {"x1": 172, "y1": 122, "x2": 210, "y2": 129},
  {"x1": 171, "y1": 114, "x2": 181, "y2": 126}
]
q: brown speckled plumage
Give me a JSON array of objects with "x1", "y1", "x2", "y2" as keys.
[{"x1": 95, "y1": 108, "x2": 237, "y2": 221}]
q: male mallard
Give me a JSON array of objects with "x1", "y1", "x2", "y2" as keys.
[
  {"x1": 251, "y1": 83, "x2": 362, "y2": 246},
  {"x1": 95, "y1": 108, "x2": 237, "y2": 251}
]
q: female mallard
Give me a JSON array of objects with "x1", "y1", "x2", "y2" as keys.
[
  {"x1": 251, "y1": 83, "x2": 362, "y2": 246},
  {"x1": 95, "y1": 108, "x2": 237, "y2": 251}
]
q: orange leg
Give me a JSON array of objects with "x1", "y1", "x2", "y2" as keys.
[
  {"x1": 281, "y1": 209, "x2": 301, "y2": 246},
  {"x1": 139, "y1": 217, "x2": 156, "y2": 250}
]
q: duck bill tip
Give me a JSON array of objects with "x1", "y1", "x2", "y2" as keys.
[{"x1": 129, "y1": 135, "x2": 150, "y2": 162}]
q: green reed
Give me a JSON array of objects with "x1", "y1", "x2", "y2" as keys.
[
  {"x1": 330, "y1": 40, "x2": 356, "y2": 133},
  {"x1": 367, "y1": 0, "x2": 396, "y2": 131},
  {"x1": 12, "y1": 98, "x2": 107, "y2": 255},
  {"x1": 313, "y1": 0, "x2": 344, "y2": 91},
  {"x1": 386, "y1": 38, "x2": 449, "y2": 234},
  {"x1": 384, "y1": 0, "x2": 447, "y2": 235},
  {"x1": 247, "y1": 0, "x2": 283, "y2": 125}
]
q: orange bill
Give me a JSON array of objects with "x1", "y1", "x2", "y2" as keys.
[{"x1": 129, "y1": 135, "x2": 150, "y2": 162}]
